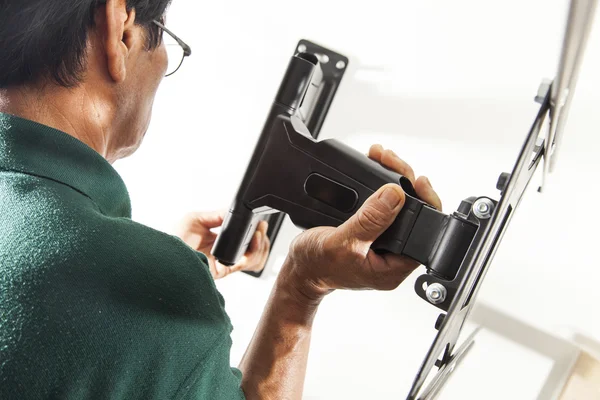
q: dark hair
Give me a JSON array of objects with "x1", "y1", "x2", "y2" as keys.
[{"x1": 0, "y1": 0, "x2": 172, "y2": 89}]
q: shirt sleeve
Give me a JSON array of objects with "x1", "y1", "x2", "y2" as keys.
[
  {"x1": 173, "y1": 251, "x2": 247, "y2": 399},
  {"x1": 131, "y1": 243, "x2": 244, "y2": 400},
  {"x1": 175, "y1": 333, "x2": 246, "y2": 400}
]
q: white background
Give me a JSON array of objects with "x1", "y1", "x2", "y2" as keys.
[{"x1": 115, "y1": 1, "x2": 600, "y2": 398}]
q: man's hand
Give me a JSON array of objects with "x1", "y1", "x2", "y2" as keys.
[
  {"x1": 287, "y1": 143, "x2": 442, "y2": 302},
  {"x1": 175, "y1": 211, "x2": 271, "y2": 279},
  {"x1": 239, "y1": 144, "x2": 442, "y2": 400}
]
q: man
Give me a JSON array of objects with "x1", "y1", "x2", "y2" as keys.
[{"x1": 0, "y1": 0, "x2": 442, "y2": 399}]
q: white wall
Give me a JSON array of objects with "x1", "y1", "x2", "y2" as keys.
[{"x1": 114, "y1": 0, "x2": 600, "y2": 398}]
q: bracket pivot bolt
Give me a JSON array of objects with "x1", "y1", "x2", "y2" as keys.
[
  {"x1": 473, "y1": 198, "x2": 495, "y2": 219},
  {"x1": 426, "y1": 283, "x2": 447, "y2": 305}
]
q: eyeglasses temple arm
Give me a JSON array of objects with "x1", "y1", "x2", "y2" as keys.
[{"x1": 152, "y1": 20, "x2": 192, "y2": 57}]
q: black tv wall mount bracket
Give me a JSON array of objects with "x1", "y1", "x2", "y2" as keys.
[{"x1": 210, "y1": 1, "x2": 597, "y2": 398}]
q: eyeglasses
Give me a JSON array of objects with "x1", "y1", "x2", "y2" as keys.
[{"x1": 153, "y1": 20, "x2": 192, "y2": 77}]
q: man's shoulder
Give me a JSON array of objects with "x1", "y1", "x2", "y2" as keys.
[
  {"x1": 0, "y1": 172, "x2": 238, "y2": 400},
  {"x1": 92, "y1": 213, "x2": 221, "y2": 307},
  {"x1": 0, "y1": 169, "x2": 223, "y2": 319},
  {"x1": 1, "y1": 169, "x2": 204, "y2": 264}
]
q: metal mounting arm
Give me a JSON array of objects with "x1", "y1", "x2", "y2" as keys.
[
  {"x1": 210, "y1": 46, "x2": 482, "y2": 289},
  {"x1": 210, "y1": 0, "x2": 596, "y2": 397},
  {"x1": 211, "y1": 107, "x2": 479, "y2": 280}
]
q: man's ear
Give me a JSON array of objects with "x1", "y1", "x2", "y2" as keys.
[{"x1": 102, "y1": 0, "x2": 137, "y2": 83}]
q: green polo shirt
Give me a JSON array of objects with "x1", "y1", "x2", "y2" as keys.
[{"x1": 0, "y1": 112, "x2": 245, "y2": 399}]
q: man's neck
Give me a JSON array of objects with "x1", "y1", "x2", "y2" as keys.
[{"x1": 0, "y1": 85, "x2": 115, "y2": 162}]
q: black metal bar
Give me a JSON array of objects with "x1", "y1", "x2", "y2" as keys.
[
  {"x1": 406, "y1": 87, "x2": 551, "y2": 400},
  {"x1": 240, "y1": 40, "x2": 349, "y2": 277}
]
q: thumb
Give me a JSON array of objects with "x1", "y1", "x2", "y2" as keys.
[{"x1": 338, "y1": 184, "x2": 405, "y2": 244}]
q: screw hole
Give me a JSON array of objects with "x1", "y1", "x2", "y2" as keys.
[
  {"x1": 316, "y1": 53, "x2": 329, "y2": 64},
  {"x1": 422, "y1": 282, "x2": 429, "y2": 291},
  {"x1": 298, "y1": 44, "x2": 307, "y2": 53},
  {"x1": 336, "y1": 60, "x2": 346, "y2": 69}
]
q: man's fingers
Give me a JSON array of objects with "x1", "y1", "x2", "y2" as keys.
[
  {"x1": 245, "y1": 221, "x2": 268, "y2": 255},
  {"x1": 368, "y1": 145, "x2": 439, "y2": 209},
  {"x1": 368, "y1": 144, "x2": 416, "y2": 184},
  {"x1": 232, "y1": 231, "x2": 270, "y2": 273},
  {"x1": 338, "y1": 183, "x2": 405, "y2": 244},
  {"x1": 206, "y1": 256, "x2": 221, "y2": 279},
  {"x1": 199, "y1": 231, "x2": 218, "y2": 249},
  {"x1": 252, "y1": 230, "x2": 271, "y2": 273},
  {"x1": 246, "y1": 228, "x2": 263, "y2": 255},
  {"x1": 256, "y1": 220, "x2": 269, "y2": 236},
  {"x1": 380, "y1": 253, "x2": 420, "y2": 288},
  {"x1": 211, "y1": 221, "x2": 271, "y2": 276},
  {"x1": 414, "y1": 176, "x2": 442, "y2": 211},
  {"x1": 382, "y1": 252, "x2": 420, "y2": 274},
  {"x1": 191, "y1": 210, "x2": 225, "y2": 229},
  {"x1": 381, "y1": 149, "x2": 416, "y2": 184},
  {"x1": 200, "y1": 215, "x2": 270, "y2": 280},
  {"x1": 220, "y1": 260, "x2": 244, "y2": 275},
  {"x1": 368, "y1": 144, "x2": 385, "y2": 160}
]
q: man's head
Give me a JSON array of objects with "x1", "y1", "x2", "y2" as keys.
[{"x1": 0, "y1": 0, "x2": 176, "y2": 162}]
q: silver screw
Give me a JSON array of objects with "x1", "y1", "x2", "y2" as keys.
[
  {"x1": 298, "y1": 44, "x2": 307, "y2": 53},
  {"x1": 316, "y1": 53, "x2": 329, "y2": 64},
  {"x1": 426, "y1": 283, "x2": 447, "y2": 305},
  {"x1": 336, "y1": 60, "x2": 346, "y2": 69},
  {"x1": 473, "y1": 198, "x2": 494, "y2": 219}
]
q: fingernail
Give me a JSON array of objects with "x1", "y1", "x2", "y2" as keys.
[
  {"x1": 380, "y1": 187, "x2": 402, "y2": 209},
  {"x1": 425, "y1": 177, "x2": 433, "y2": 187}
]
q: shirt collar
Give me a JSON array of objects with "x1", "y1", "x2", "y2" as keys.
[{"x1": 0, "y1": 112, "x2": 132, "y2": 218}]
